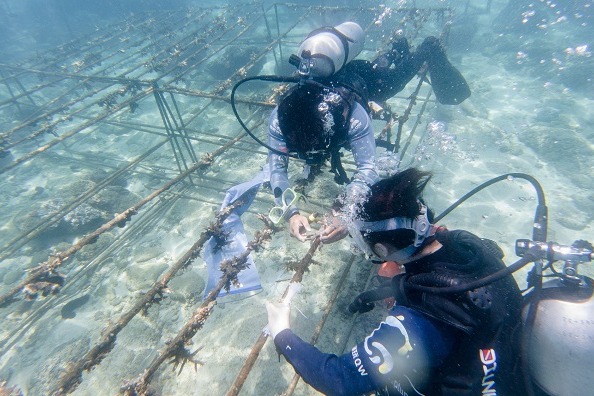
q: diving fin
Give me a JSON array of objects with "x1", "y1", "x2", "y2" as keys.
[
  {"x1": 423, "y1": 37, "x2": 471, "y2": 105},
  {"x1": 429, "y1": 59, "x2": 471, "y2": 105}
]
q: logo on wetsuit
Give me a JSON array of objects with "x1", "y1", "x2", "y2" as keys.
[
  {"x1": 351, "y1": 346, "x2": 368, "y2": 376},
  {"x1": 480, "y1": 348, "x2": 497, "y2": 395},
  {"x1": 362, "y1": 315, "x2": 413, "y2": 375}
]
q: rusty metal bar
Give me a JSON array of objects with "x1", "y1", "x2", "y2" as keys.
[
  {"x1": 0, "y1": 88, "x2": 152, "y2": 174},
  {"x1": 284, "y1": 254, "x2": 357, "y2": 395},
  {"x1": 400, "y1": 88, "x2": 434, "y2": 165},
  {"x1": 0, "y1": 189, "x2": 187, "y2": 358},
  {"x1": 0, "y1": 138, "x2": 167, "y2": 263},
  {"x1": 0, "y1": 8, "x2": 206, "y2": 92},
  {"x1": 0, "y1": 10, "x2": 179, "y2": 111},
  {"x1": 52, "y1": 201, "x2": 241, "y2": 395},
  {"x1": 393, "y1": 69, "x2": 429, "y2": 153},
  {"x1": 0, "y1": 7, "x2": 243, "y2": 142},
  {"x1": 0, "y1": 131, "x2": 248, "y2": 306},
  {"x1": 226, "y1": 236, "x2": 322, "y2": 396},
  {"x1": 153, "y1": 84, "x2": 191, "y2": 175},
  {"x1": 121, "y1": 218, "x2": 278, "y2": 396},
  {"x1": 0, "y1": 69, "x2": 25, "y2": 117}
]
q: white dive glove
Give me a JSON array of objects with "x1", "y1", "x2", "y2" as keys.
[
  {"x1": 265, "y1": 282, "x2": 302, "y2": 339},
  {"x1": 265, "y1": 301, "x2": 291, "y2": 339}
]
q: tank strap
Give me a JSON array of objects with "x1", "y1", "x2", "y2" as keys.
[{"x1": 330, "y1": 148, "x2": 349, "y2": 185}]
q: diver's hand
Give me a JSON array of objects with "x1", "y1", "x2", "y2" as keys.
[
  {"x1": 320, "y1": 214, "x2": 348, "y2": 244},
  {"x1": 289, "y1": 213, "x2": 311, "y2": 242},
  {"x1": 265, "y1": 301, "x2": 291, "y2": 339}
]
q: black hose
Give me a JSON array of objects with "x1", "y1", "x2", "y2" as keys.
[
  {"x1": 348, "y1": 286, "x2": 393, "y2": 313},
  {"x1": 349, "y1": 250, "x2": 540, "y2": 315},
  {"x1": 404, "y1": 252, "x2": 537, "y2": 294},
  {"x1": 230, "y1": 75, "x2": 300, "y2": 158},
  {"x1": 434, "y1": 173, "x2": 547, "y2": 242}
]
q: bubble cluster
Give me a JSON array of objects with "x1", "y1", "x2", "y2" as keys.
[
  {"x1": 376, "y1": 152, "x2": 401, "y2": 178},
  {"x1": 564, "y1": 45, "x2": 591, "y2": 57},
  {"x1": 337, "y1": 182, "x2": 373, "y2": 257},
  {"x1": 337, "y1": 182, "x2": 370, "y2": 228},
  {"x1": 414, "y1": 120, "x2": 475, "y2": 163},
  {"x1": 374, "y1": 6, "x2": 392, "y2": 26}
]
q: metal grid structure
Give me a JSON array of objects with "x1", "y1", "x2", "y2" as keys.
[{"x1": 0, "y1": 3, "x2": 453, "y2": 395}]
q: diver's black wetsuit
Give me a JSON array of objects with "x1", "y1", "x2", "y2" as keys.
[
  {"x1": 273, "y1": 229, "x2": 525, "y2": 395},
  {"x1": 339, "y1": 37, "x2": 471, "y2": 105}
]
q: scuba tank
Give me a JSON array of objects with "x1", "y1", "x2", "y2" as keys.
[
  {"x1": 289, "y1": 22, "x2": 365, "y2": 78},
  {"x1": 517, "y1": 240, "x2": 594, "y2": 396},
  {"x1": 523, "y1": 278, "x2": 594, "y2": 395}
]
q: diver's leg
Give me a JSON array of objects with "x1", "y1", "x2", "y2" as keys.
[
  {"x1": 363, "y1": 38, "x2": 427, "y2": 102},
  {"x1": 344, "y1": 38, "x2": 415, "y2": 103},
  {"x1": 372, "y1": 37, "x2": 410, "y2": 70},
  {"x1": 345, "y1": 37, "x2": 470, "y2": 104},
  {"x1": 343, "y1": 60, "x2": 382, "y2": 101}
]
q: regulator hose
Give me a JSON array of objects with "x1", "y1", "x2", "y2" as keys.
[
  {"x1": 434, "y1": 172, "x2": 547, "y2": 242},
  {"x1": 348, "y1": 252, "x2": 539, "y2": 314},
  {"x1": 230, "y1": 75, "x2": 300, "y2": 158}
]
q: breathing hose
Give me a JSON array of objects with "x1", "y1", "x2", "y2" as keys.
[{"x1": 230, "y1": 75, "x2": 300, "y2": 158}]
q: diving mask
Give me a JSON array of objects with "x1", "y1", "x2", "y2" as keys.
[
  {"x1": 268, "y1": 188, "x2": 306, "y2": 225},
  {"x1": 348, "y1": 203, "x2": 432, "y2": 259}
]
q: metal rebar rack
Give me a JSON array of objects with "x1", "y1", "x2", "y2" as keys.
[{"x1": 0, "y1": 3, "x2": 452, "y2": 395}]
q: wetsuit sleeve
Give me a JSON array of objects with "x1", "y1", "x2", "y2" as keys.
[
  {"x1": 340, "y1": 103, "x2": 378, "y2": 208},
  {"x1": 274, "y1": 306, "x2": 455, "y2": 396},
  {"x1": 348, "y1": 103, "x2": 378, "y2": 187},
  {"x1": 267, "y1": 107, "x2": 298, "y2": 217},
  {"x1": 274, "y1": 329, "x2": 377, "y2": 396}
]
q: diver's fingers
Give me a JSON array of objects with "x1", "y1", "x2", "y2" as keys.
[
  {"x1": 320, "y1": 225, "x2": 348, "y2": 243},
  {"x1": 289, "y1": 215, "x2": 310, "y2": 242}
]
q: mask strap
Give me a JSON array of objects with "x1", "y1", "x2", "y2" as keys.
[{"x1": 357, "y1": 203, "x2": 432, "y2": 247}]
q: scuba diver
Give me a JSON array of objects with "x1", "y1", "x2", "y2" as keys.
[
  {"x1": 265, "y1": 22, "x2": 470, "y2": 243},
  {"x1": 265, "y1": 168, "x2": 526, "y2": 395}
]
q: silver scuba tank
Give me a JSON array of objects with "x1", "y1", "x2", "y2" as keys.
[
  {"x1": 523, "y1": 276, "x2": 594, "y2": 396},
  {"x1": 295, "y1": 22, "x2": 365, "y2": 78}
]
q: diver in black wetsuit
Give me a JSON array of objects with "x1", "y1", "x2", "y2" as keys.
[
  {"x1": 267, "y1": 26, "x2": 470, "y2": 243},
  {"x1": 266, "y1": 168, "x2": 525, "y2": 396}
]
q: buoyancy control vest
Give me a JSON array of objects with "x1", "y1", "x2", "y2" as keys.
[{"x1": 390, "y1": 230, "x2": 526, "y2": 395}]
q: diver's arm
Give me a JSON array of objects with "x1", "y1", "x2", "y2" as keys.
[
  {"x1": 268, "y1": 108, "x2": 309, "y2": 239},
  {"x1": 318, "y1": 104, "x2": 378, "y2": 243},
  {"x1": 348, "y1": 103, "x2": 379, "y2": 188},
  {"x1": 273, "y1": 329, "x2": 376, "y2": 396},
  {"x1": 268, "y1": 107, "x2": 291, "y2": 203},
  {"x1": 273, "y1": 306, "x2": 455, "y2": 396},
  {"x1": 339, "y1": 103, "x2": 378, "y2": 212},
  {"x1": 268, "y1": 108, "x2": 299, "y2": 216}
]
